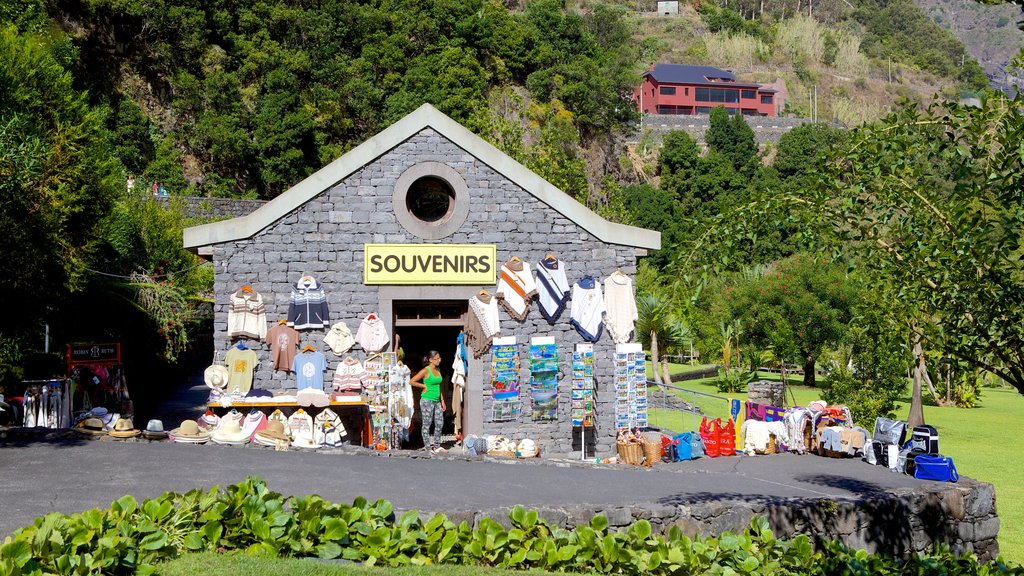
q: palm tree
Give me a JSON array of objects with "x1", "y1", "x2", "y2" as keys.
[{"x1": 636, "y1": 292, "x2": 689, "y2": 386}]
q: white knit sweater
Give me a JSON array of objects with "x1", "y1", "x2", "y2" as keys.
[
  {"x1": 569, "y1": 277, "x2": 606, "y2": 342},
  {"x1": 603, "y1": 272, "x2": 638, "y2": 344}
]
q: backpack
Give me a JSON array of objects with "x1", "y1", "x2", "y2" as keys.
[{"x1": 911, "y1": 425, "x2": 939, "y2": 455}]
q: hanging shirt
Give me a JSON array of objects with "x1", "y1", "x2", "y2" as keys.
[
  {"x1": 535, "y1": 258, "x2": 571, "y2": 322},
  {"x1": 452, "y1": 334, "x2": 468, "y2": 389},
  {"x1": 603, "y1": 272, "x2": 638, "y2": 344},
  {"x1": 355, "y1": 313, "x2": 389, "y2": 352},
  {"x1": 333, "y1": 357, "x2": 368, "y2": 392},
  {"x1": 388, "y1": 364, "x2": 414, "y2": 429},
  {"x1": 495, "y1": 258, "x2": 537, "y2": 321},
  {"x1": 241, "y1": 411, "x2": 268, "y2": 440},
  {"x1": 227, "y1": 288, "x2": 268, "y2": 340},
  {"x1": 287, "y1": 409, "x2": 314, "y2": 439},
  {"x1": 265, "y1": 323, "x2": 300, "y2": 372},
  {"x1": 569, "y1": 277, "x2": 606, "y2": 342},
  {"x1": 224, "y1": 347, "x2": 259, "y2": 394},
  {"x1": 314, "y1": 408, "x2": 346, "y2": 447},
  {"x1": 323, "y1": 321, "x2": 355, "y2": 355},
  {"x1": 287, "y1": 276, "x2": 330, "y2": 329},
  {"x1": 292, "y1": 351, "x2": 327, "y2": 391}
]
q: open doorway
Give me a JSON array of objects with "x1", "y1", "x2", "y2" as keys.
[{"x1": 392, "y1": 300, "x2": 467, "y2": 449}]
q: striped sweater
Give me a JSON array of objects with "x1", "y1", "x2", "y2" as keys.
[
  {"x1": 227, "y1": 288, "x2": 267, "y2": 340},
  {"x1": 287, "y1": 276, "x2": 330, "y2": 329}
]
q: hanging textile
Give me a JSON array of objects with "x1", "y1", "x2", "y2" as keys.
[
  {"x1": 604, "y1": 271, "x2": 638, "y2": 344},
  {"x1": 535, "y1": 256, "x2": 571, "y2": 322},
  {"x1": 228, "y1": 287, "x2": 268, "y2": 340},
  {"x1": 495, "y1": 257, "x2": 537, "y2": 321},
  {"x1": 569, "y1": 277, "x2": 606, "y2": 342},
  {"x1": 389, "y1": 363, "x2": 413, "y2": 446},
  {"x1": 465, "y1": 293, "x2": 500, "y2": 358},
  {"x1": 451, "y1": 333, "x2": 468, "y2": 437},
  {"x1": 287, "y1": 275, "x2": 330, "y2": 330},
  {"x1": 355, "y1": 313, "x2": 389, "y2": 352},
  {"x1": 265, "y1": 322, "x2": 300, "y2": 372},
  {"x1": 21, "y1": 380, "x2": 72, "y2": 429}
]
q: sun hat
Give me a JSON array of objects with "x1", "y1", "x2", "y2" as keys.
[
  {"x1": 210, "y1": 417, "x2": 251, "y2": 445},
  {"x1": 142, "y1": 419, "x2": 168, "y2": 439},
  {"x1": 76, "y1": 417, "x2": 108, "y2": 436},
  {"x1": 170, "y1": 419, "x2": 210, "y2": 443},
  {"x1": 204, "y1": 364, "x2": 229, "y2": 390},
  {"x1": 254, "y1": 420, "x2": 290, "y2": 446},
  {"x1": 88, "y1": 407, "x2": 108, "y2": 418},
  {"x1": 109, "y1": 418, "x2": 141, "y2": 439},
  {"x1": 291, "y1": 433, "x2": 321, "y2": 449},
  {"x1": 516, "y1": 438, "x2": 538, "y2": 458}
]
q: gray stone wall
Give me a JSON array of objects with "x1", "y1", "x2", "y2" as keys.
[
  {"x1": 413, "y1": 474, "x2": 999, "y2": 562},
  {"x1": 634, "y1": 114, "x2": 841, "y2": 145},
  {"x1": 153, "y1": 196, "x2": 265, "y2": 220},
  {"x1": 210, "y1": 128, "x2": 642, "y2": 454},
  {"x1": 748, "y1": 380, "x2": 786, "y2": 407}
]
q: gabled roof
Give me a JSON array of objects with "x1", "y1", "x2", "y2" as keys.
[
  {"x1": 643, "y1": 63, "x2": 764, "y2": 89},
  {"x1": 183, "y1": 104, "x2": 660, "y2": 251}
]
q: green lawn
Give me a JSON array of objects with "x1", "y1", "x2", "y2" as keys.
[
  {"x1": 646, "y1": 363, "x2": 1024, "y2": 563},
  {"x1": 158, "y1": 552, "x2": 561, "y2": 576}
]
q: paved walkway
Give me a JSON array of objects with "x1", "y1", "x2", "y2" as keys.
[{"x1": 0, "y1": 435, "x2": 925, "y2": 537}]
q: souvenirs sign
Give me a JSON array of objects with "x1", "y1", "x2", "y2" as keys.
[{"x1": 364, "y1": 244, "x2": 496, "y2": 285}]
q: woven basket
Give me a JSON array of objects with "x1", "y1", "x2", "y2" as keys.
[
  {"x1": 488, "y1": 450, "x2": 516, "y2": 458},
  {"x1": 642, "y1": 441, "x2": 661, "y2": 467},
  {"x1": 617, "y1": 443, "x2": 643, "y2": 466},
  {"x1": 766, "y1": 434, "x2": 777, "y2": 455}
]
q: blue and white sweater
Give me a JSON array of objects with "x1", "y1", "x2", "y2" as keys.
[{"x1": 287, "y1": 276, "x2": 330, "y2": 330}]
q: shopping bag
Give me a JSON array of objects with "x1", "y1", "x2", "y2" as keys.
[
  {"x1": 914, "y1": 454, "x2": 959, "y2": 482},
  {"x1": 719, "y1": 418, "x2": 736, "y2": 457}
]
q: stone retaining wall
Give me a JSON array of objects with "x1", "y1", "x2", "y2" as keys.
[
  {"x1": 413, "y1": 476, "x2": 999, "y2": 561},
  {"x1": 634, "y1": 114, "x2": 840, "y2": 145},
  {"x1": 152, "y1": 196, "x2": 265, "y2": 220}
]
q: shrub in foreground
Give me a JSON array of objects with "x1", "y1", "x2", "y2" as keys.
[{"x1": 0, "y1": 477, "x2": 1020, "y2": 575}]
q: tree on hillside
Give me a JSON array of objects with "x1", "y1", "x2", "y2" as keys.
[
  {"x1": 705, "y1": 106, "x2": 758, "y2": 173},
  {"x1": 772, "y1": 122, "x2": 848, "y2": 180}
]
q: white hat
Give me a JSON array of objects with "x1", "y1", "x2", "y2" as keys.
[
  {"x1": 210, "y1": 418, "x2": 251, "y2": 445},
  {"x1": 516, "y1": 439, "x2": 537, "y2": 458},
  {"x1": 143, "y1": 419, "x2": 168, "y2": 439},
  {"x1": 204, "y1": 364, "x2": 230, "y2": 390},
  {"x1": 291, "y1": 433, "x2": 322, "y2": 449}
]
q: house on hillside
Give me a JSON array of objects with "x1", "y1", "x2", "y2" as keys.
[{"x1": 636, "y1": 64, "x2": 779, "y2": 117}]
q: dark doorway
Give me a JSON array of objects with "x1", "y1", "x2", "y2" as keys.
[{"x1": 392, "y1": 300, "x2": 467, "y2": 449}]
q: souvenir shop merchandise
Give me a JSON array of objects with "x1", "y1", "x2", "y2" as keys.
[
  {"x1": 355, "y1": 313, "x2": 390, "y2": 353},
  {"x1": 69, "y1": 361, "x2": 131, "y2": 418},
  {"x1": 143, "y1": 419, "x2": 168, "y2": 440},
  {"x1": 76, "y1": 417, "x2": 107, "y2": 436},
  {"x1": 333, "y1": 356, "x2": 368, "y2": 397},
  {"x1": 495, "y1": 256, "x2": 538, "y2": 321},
  {"x1": 314, "y1": 408, "x2": 346, "y2": 447},
  {"x1": 292, "y1": 433, "x2": 322, "y2": 449},
  {"x1": 296, "y1": 388, "x2": 330, "y2": 407},
  {"x1": 227, "y1": 286, "x2": 268, "y2": 340},
  {"x1": 323, "y1": 321, "x2": 355, "y2": 355},
  {"x1": 389, "y1": 363, "x2": 414, "y2": 444},
  {"x1": 364, "y1": 353, "x2": 397, "y2": 448},
  {"x1": 241, "y1": 410, "x2": 268, "y2": 440},
  {"x1": 465, "y1": 292, "x2": 500, "y2": 358},
  {"x1": 491, "y1": 337, "x2": 521, "y2": 421},
  {"x1": 21, "y1": 380, "x2": 72, "y2": 429},
  {"x1": 451, "y1": 333, "x2": 468, "y2": 437},
  {"x1": 109, "y1": 418, "x2": 141, "y2": 439},
  {"x1": 198, "y1": 410, "x2": 220, "y2": 431},
  {"x1": 535, "y1": 255, "x2": 571, "y2": 323},
  {"x1": 529, "y1": 338, "x2": 558, "y2": 421},
  {"x1": 268, "y1": 409, "x2": 289, "y2": 435},
  {"x1": 603, "y1": 271, "x2": 638, "y2": 344},
  {"x1": 288, "y1": 275, "x2": 330, "y2": 330},
  {"x1": 170, "y1": 420, "x2": 210, "y2": 444},
  {"x1": 287, "y1": 409, "x2": 314, "y2": 441},
  {"x1": 266, "y1": 322, "x2": 300, "y2": 372},
  {"x1": 292, "y1": 348, "x2": 327, "y2": 391},
  {"x1": 224, "y1": 343, "x2": 259, "y2": 395},
  {"x1": 571, "y1": 344, "x2": 596, "y2": 428},
  {"x1": 204, "y1": 364, "x2": 229, "y2": 391},
  {"x1": 569, "y1": 277, "x2": 606, "y2": 342},
  {"x1": 211, "y1": 417, "x2": 251, "y2": 445},
  {"x1": 614, "y1": 343, "x2": 647, "y2": 430},
  {"x1": 254, "y1": 420, "x2": 291, "y2": 447}
]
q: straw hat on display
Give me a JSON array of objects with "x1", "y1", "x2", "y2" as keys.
[
  {"x1": 109, "y1": 418, "x2": 141, "y2": 439},
  {"x1": 76, "y1": 417, "x2": 108, "y2": 436},
  {"x1": 210, "y1": 418, "x2": 251, "y2": 445},
  {"x1": 204, "y1": 364, "x2": 229, "y2": 390},
  {"x1": 254, "y1": 420, "x2": 290, "y2": 446},
  {"x1": 516, "y1": 438, "x2": 538, "y2": 458},
  {"x1": 142, "y1": 419, "x2": 168, "y2": 440},
  {"x1": 170, "y1": 420, "x2": 210, "y2": 444},
  {"x1": 291, "y1": 433, "x2": 321, "y2": 449}
]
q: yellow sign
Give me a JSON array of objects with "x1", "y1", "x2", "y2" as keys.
[{"x1": 364, "y1": 244, "x2": 496, "y2": 285}]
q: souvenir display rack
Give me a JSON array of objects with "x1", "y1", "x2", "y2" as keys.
[
  {"x1": 614, "y1": 343, "x2": 647, "y2": 430},
  {"x1": 490, "y1": 337, "x2": 521, "y2": 421},
  {"x1": 529, "y1": 337, "x2": 558, "y2": 421}
]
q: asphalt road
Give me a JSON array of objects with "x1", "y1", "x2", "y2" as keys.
[{"x1": 0, "y1": 436, "x2": 926, "y2": 536}]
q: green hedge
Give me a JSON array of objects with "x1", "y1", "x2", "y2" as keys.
[{"x1": 0, "y1": 477, "x2": 1020, "y2": 575}]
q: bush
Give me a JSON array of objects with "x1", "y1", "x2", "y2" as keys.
[
  {"x1": 716, "y1": 367, "x2": 756, "y2": 394},
  {"x1": 1, "y1": 477, "x2": 1019, "y2": 576}
]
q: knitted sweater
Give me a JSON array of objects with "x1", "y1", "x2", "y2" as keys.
[
  {"x1": 323, "y1": 321, "x2": 355, "y2": 355},
  {"x1": 495, "y1": 258, "x2": 537, "y2": 321},
  {"x1": 355, "y1": 313, "x2": 389, "y2": 352},
  {"x1": 569, "y1": 277, "x2": 606, "y2": 343},
  {"x1": 465, "y1": 294, "x2": 500, "y2": 358},
  {"x1": 287, "y1": 276, "x2": 330, "y2": 329},
  {"x1": 332, "y1": 357, "x2": 367, "y2": 392},
  {"x1": 603, "y1": 272, "x2": 638, "y2": 344},
  {"x1": 227, "y1": 288, "x2": 267, "y2": 340},
  {"x1": 534, "y1": 258, "x2": 570, "y2": 323}
]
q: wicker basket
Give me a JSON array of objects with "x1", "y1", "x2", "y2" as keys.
[
  {"x1": 617, "y1": 443, "x2": 643, "y2": 466},
  {"x1": 488, "y1": 450, "x2": 516, "y2": 458},
  {"x1": 642, "y1": 441, "x2": 661, "y2": 467},
  {"x1": 766, "y1": 434, "x2": 777, "y2": 455}
]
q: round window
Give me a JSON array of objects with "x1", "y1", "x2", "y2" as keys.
[{"x1": 406, "y1": 177, "x2": 454, "y2": 223}]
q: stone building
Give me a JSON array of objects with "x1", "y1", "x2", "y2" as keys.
[{"x1": 183, "y1": 104, "x2": 660, "y2": 454}]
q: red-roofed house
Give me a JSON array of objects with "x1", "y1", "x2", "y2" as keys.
[{"x1": 636, "y1": 64, "x2": 779, "y2": 117}]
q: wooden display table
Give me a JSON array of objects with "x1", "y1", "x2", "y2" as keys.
[{"x1": 207, "y1": 399, "x2": 372, "y2": 446}]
